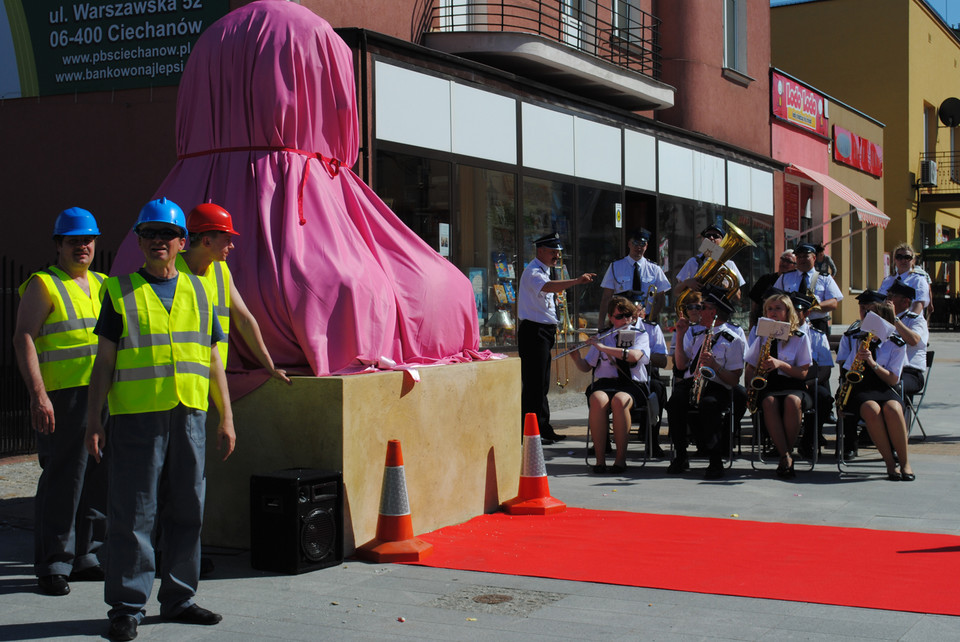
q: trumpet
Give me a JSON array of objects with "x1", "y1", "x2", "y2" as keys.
[
  {"x1": 835, "y1": 332, "x2": 874, "y2": 412},
  {"x1": 553, "y1": 325, "x2": 620, "y2": 360}
]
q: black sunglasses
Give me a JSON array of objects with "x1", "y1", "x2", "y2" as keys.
[
  {"x1": 137, "y1": 228, "x2": 182, "y2": 241},
  {"x1": 685, "y1": 304, "x2": 703, "y2": 311},
  {"x1": 612, "y1": 312, "x2": 631, "y2": 320},
  {"x1": 704, "y1": 234, "x2": 722, "y2": 241},
  {"x1": 895, "y1": 254, "x2": 914, "y2": 260}
]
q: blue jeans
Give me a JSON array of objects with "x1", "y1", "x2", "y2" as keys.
[{"x1": 104, "y1": 404, "x2": 206, "y2": 621}]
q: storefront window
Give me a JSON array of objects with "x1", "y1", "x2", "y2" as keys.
[
  {"x1": 459, "y1": 166, "x2": 518, "y2": 347},
  {"x1": 658, "y1": 197, "x2": 771, "y2": 328},
  {"x1": 375, "y1": 150, "x2": 452, "y2": 257},
  {"x1": 575, "y1": 185, "x2": 622, "y2": 329}
]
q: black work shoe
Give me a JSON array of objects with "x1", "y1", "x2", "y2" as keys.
[
  {"x1": 667, "y1": 457, "x2": 689, "y2": 474},
  {"x1": 108, "y1": 615, "x2": 138, "y2": 641},
  {"x1": 167, "y1": 604, "x2": 223, "y2": 626},
  {"x1": 542, "y1": 430, "x2": 567, "y2": 442},
  {"x1": 69, "y1": 565, "x2": 104, "y2": 582},
  {"x1": 37, "y1": 574, "x2": 70, "y2": 596},
  {"x1": 704, "y1": 461, "x2": 725, "y2": 479}
]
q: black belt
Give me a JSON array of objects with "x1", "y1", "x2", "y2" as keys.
[{"x1": 520, "y1": 320, "x2": 557, "y2": 329}]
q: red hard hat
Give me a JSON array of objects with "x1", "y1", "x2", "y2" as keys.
[{"x1": 186, "y1": 203, "x2": 240, "y2": 235}]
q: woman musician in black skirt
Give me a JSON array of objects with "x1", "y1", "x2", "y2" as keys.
[
  {"x1": 570, "y1": 296, "x2": 650, "y2": 474},
  {"x1": 836, "y1": 290, "x2": 913, "y2": 481},
  {"x1": 744, "y1": 293, "x2": 812, "y2": 478}
]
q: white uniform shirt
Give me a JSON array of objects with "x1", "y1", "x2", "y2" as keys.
[
  {"x1": 773, "y1": 269, "x2": 843, "y2": 322},
  {"x1": 638, "y1": 319, "x2": 668, "y2": 357},
  {"x1": 897, "y1": 310, "x2": 929, "y2": 372},
  {"x1": 745, "y1": 329, "x2": 813, "y2": 376},
  {"x1": 600, "y1": 255, "x2": 671, "y2": 297},
  {"x1": 837, "y1": 332, "x2": 907, "y2": 379},
  {"x1": 680, "y1": 322, "x2": 745, "y2": 382},
  {"x1": 518, "y1": 258, "x2": 556, "y2": 324},
  {"x1": 676, "y1": 255, "x2": 746, "y2": 287},
  {"x1": 806, "y1": 322, "x2": 834, "y2": 367},
  {"x1": 879, "y1": 271, "x2": 931, "y2": 308},
  {"x1": 584, "y1": 326, "x2": 651, "y2": 382}
]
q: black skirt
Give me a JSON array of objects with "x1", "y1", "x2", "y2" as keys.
[{"x1": 585, "y1": 377, "x2": 646, "y2": 407}]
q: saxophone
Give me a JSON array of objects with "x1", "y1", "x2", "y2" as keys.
[
  {"x1": 689, "y1": 318, "x2": 718, "y2": 408},
  {"x1": 835, "y1": 332, "x2": 875, "y2": 412},
  {"x1": 746, "y1": 336, "x2": 775, "y2": 413}
]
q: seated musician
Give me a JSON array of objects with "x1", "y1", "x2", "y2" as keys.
[
  {"x1": 883, "y1": 280, "x2": 928, "y2": 434},
  {"x1": 744, "y1": 293, "x2": 812, "y2": 479},
  {"x1": 666, "y1": 287, "x2": 746, "y2": 479},
  {"x1": 632, "y1": 307, "x2": 669, "y2": 457},
  {"x1": 569, "y1": 296, "x2": 650, "y2": 475},
  {"x1": 792, "y1": 293, "x2": 835, "y2": 460},
  {"x1": 836, "y1": 291, "x2": 914, "y2": 481}
]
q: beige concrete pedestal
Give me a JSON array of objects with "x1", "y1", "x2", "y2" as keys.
[{"x1": 202, "y1": 357, "x2": 521, "y2": 554}]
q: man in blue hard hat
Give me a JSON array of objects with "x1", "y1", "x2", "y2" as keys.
[
  {"x1": 13, "y1": 207, "x2": 108, "y2": 597},
  {"x1": 85, "y1": 197, "x2": 234, "y2": 641}
]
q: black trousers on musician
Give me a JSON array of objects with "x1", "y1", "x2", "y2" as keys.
[
  {"x1": 518, "y1": 320, "x2": 556, "y2": 434},
  {"x1": 667, "y1": 380, "x2": 744, "y2": 459}
]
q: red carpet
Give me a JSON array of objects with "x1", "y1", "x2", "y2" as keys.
[{"x1": 409, "y1": 508, "x2": 960, "y2": 616}]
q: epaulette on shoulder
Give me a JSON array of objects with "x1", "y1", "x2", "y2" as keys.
[
  {"x1": 728, "y1": 319, "x2": 741, "y2": 328},
  {"x1": 904, "y1": 311, "x2": 920, "y2": 319},
  {"x1": 719, "y1": 330, "x2": 736, "y2": 343},
  {"x1": 889, "y1": 334, "x2": 907, "y2": 347},
  {"x1": 642, "y1": 319, "x2": 658, "y2": 327},
  {"x1": 810, "y1": 325, "x2": 825, "y2": 335},
  {"x1": 844, "y1": 321, "x2": 862, "y2": 336}
]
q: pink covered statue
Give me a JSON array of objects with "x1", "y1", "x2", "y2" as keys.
[{"x1": 112, "y1": 0, "x2": 483, "y2": 397}]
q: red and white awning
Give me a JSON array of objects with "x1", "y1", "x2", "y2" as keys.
[{"x1": 787, "y1": 164, "x2": 890, "y2": 229}]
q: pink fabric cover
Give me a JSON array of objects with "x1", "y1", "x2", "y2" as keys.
[{"x1": 112, "y1": 0, "x2": 482, "y2": 397}]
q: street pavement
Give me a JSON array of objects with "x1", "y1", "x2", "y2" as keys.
[{"x1": 2, "y1": 334, "x2": 960, "y2": 640}]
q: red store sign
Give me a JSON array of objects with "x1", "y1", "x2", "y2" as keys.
[
  {"x1": 833, "y1": 125, "x2": 883, "y2": 177},
  {"x1": 772, "y1": 71, "x2": 828, "y2": 137}
]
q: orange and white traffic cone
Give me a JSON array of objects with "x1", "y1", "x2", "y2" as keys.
[
  {"x1": 502, "y1": 413, "x2": 566, "y2": 515},
  {"x1": 355, "y1": 439, "x2": 434, "y2": 562}
]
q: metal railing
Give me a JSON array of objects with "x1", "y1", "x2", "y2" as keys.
[
  {"x1": 0, "y1": 251, "x2": 113, "y2": 458},
  {"x1": 918, "y1": 151, "x2": 960, "y2": 197},
  {"x1": 418, "y1": 0, "x2": 662, "y2": 79}
]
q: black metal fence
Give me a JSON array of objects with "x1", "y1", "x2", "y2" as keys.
[
  {"x1": 0, "y1": 251, "x2": 113, "y2": 459},
  {"x1": 418, "y1": 0, "x2": 662, "y2": 79}
]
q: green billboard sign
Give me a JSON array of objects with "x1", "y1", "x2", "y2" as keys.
[{"x1": 1, "y1": 0, "x2": 228, "y2": 98}]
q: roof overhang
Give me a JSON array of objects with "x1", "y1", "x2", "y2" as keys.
[
  {"x1": 786, "y1": 163, "x2": 890, "y2": 230},
  {"x1": 422, "y1": 31, "x2": 675, "y2": 111}
]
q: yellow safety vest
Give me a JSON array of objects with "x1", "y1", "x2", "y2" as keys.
[
  {"x1": 104, "y1": 271, "x2": 213, "y2": 415},
  {"x1": 176, "y1": 253, "x2": 231, "y2": 364},
  {"x1": 19, "y1": 266, "x2": 105, "y2": 391}
]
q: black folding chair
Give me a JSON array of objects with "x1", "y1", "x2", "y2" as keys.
[{"x1": 904, "y1": 350, "x2": 933, "y2": 441}]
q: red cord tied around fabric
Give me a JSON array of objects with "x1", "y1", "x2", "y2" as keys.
[{"x1": 178, "y1": 145, "x2": 344, "y2": 225}]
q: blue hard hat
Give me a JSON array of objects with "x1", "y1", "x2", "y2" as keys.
[
  {"x1": 52, "y1": 207, "x2": 100, "y2": 238},
  {"x1": 135, "y1": 197, "x2": 187, "y2": 236}
]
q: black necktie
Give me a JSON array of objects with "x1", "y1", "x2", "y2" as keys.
[
  {"x1": 632, "y1": 262, "x2": 643, "y2": 292},
  {"x1": 771, "y1": 338, "x2": 779, "y2": 358},
  {"x1": 799, "y1": 271, "x2": 809, "y2": 294}
]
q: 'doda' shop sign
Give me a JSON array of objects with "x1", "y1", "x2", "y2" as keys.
[{"x1": 0, "y1": 0, "x2": 228, "y2": 98}]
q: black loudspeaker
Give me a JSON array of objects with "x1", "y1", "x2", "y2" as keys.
[{"x1": 250, "y1": 468, "x2": 344, "y2": 574}]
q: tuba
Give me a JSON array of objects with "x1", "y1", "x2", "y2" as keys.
[{"x1": 675, "y1": 220, "x2": 757, "y2": 321}]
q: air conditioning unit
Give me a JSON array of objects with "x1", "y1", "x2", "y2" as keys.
[{"x1": 919, "y1": 159, "x2": 938, "y2": 187}]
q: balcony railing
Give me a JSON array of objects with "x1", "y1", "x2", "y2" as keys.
[
  {"x1": 918, "y1": 151, "x2": 960, "y2": 200},
  {"x1": 417, "y1": 0, "x2": 662, "y2": 80}
]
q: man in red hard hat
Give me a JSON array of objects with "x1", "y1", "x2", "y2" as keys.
[
  {"x1": 13, "y1": 207, "x2": 108, "y2": 597},
  {"x1": 177, "y1": 203, "x2": 290, "y2": 384}
]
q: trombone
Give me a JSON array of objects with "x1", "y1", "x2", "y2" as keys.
[{"x1": 553, "y1": 252, "x2": 575, "y2": 388}]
